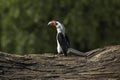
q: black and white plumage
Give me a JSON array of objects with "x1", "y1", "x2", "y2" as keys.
[
  {"x1": 57, "y1": 33, "x2": 70, "y2": 56},
  {"x1": 48, "y1": 20, "x2": 86, "y2": 56}
]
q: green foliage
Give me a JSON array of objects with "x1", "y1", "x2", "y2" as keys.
[{"x1": 0, "y1": 0, "x2": 120, "y2": 54}]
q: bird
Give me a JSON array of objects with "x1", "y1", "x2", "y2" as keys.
[{"x1": 48, "y1": 20, "x2": 86, "y2": 56}]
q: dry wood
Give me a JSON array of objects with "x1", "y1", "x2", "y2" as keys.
[{"x1": 0, "y1": 45, "x2": 120, "y2": 80}]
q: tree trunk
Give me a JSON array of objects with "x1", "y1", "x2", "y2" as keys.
[{"x1": 0, "y1": 45, "x2": 120, "y2": 80}]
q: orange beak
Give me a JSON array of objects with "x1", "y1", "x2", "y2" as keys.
[{"x1": 48, "y1": 20, "x2": 56, "y2": 27}]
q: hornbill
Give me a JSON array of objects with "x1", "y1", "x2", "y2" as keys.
[{"x1": 48, "y1": 20, "x2": 86, "y2": 56}]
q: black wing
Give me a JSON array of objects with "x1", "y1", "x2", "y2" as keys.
[
  {"x1": 57, "y1": 33, "x2": 69, "y2": 56},
  {"x1": 65, "y1": 34, "x2": 70, "y2": 48}
]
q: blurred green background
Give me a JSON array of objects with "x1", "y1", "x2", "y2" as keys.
[{"x1": 0, "y1": 0, "x2": 120, "y2": 54}]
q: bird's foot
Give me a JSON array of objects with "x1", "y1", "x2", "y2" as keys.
[{"x1": 54, "y1": 53, "x2": 64, "y2": 57}]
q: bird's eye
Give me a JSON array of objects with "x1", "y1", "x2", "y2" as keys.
[{"x1": 55, "y1": 22, "x2": 58, "y2": 25}]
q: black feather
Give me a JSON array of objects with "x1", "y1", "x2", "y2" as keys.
[{"x1": 57, "y1": 33, "x2": 70, "y2": 56}]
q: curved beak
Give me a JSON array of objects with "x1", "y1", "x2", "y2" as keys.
[
  {"x1": 48, "y1": 22, "x2": 52, "y2": 25},
  {"x1": 48, "y1": 20, "x2": 56, "y2": 27}
]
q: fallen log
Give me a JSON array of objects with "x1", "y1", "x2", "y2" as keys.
[{"x1": 0, "y1": 45, "x2": 120, "y2": 80}]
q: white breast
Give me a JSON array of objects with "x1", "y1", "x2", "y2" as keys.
[{"x1": 57, "y1": 39, "x2": 62, "y2": 54}]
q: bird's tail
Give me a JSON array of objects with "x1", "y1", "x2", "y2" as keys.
[{"x1": 67, "y1": 48, "x2": 86, "y2": 56}]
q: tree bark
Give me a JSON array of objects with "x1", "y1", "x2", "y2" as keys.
[{"x1": 0, "y1": 45, "x2": 120, "y2": 80}]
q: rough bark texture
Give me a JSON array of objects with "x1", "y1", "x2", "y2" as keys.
[{"x1": 0, "y1": 45, "x2": 120, "y2": 80}]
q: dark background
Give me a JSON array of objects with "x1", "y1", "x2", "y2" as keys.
[{"x1": 0, "y1": 0, "x2": 120, "y2": 54}]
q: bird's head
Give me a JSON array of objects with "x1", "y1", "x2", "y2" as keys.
[{"x1": 48, "y1": 20, "x2": 65, "y2": 33}]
